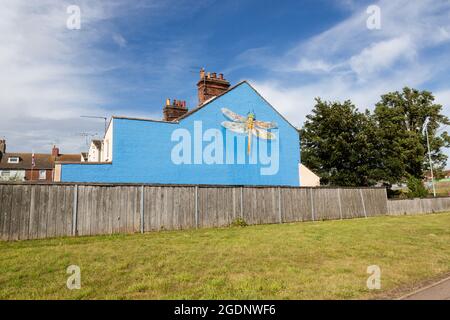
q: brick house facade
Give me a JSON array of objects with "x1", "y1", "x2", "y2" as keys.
[{"x1": 0, "y1": 141, "x2": 81, "y2": 182}]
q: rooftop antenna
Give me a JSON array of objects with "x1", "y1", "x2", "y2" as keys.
[
  {"x1": 78, "y1": 132, "x2": 99, "y2": 148},
  {"x1": 80, "y1": 115, "x2": 108, "y2": 135},
  {"x1": 188, "y1": 66, "x2": 203, "y2": 73},
  {"x1": 189, "y1": 66, "x2": 206, "y2": 102}
]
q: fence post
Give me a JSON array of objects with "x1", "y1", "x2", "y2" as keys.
[
  {"x1": 240, "y1": 187, "x2": 244, "y2": 219},
  {"x1": 278, "y1": 187, "x2": 282, "y2": 223},
  {"x1": 140, "y1": 185, "x2": 144, "y2": 234},
  {"x1": 195, "y1": 186, "x2": 199, "y2": 228},
  {"x1": 338, "y1": 188, "x2": 343, "y2": 220},
  {"x1": 359, "y1": 189, "x2": 367, "y2": 218},
  {"x1": 232, "y1": 188, "x2": 236, "y2": 219},
  {"x1": 72, "y1": 184, "x2": 78, "y2": 236},
  {"x1": 310, "y1": 188, "x2": 315, "y2": 221},
  {"x1": 419, "y1": 198, "x2": 424, "y2": 214},
  {"x1": 29, "y1": 185, "x2": 36, "y2": 239}
]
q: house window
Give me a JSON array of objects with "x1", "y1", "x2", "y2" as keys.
[
  {"x1": 39, "y1": 170, "x2": 46, "y2": 180},
  {"x1": 1, "y1": 170, "x2": 10, "y2": 177},
  {"x1": 7, "y1": 157, "x2": 19, "y2": 164}
]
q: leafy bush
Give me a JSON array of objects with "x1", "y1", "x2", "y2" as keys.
[
  {"x1": 406, "y1": 176, "x2": 428, "y2": 198},
  {"x1": 230, "y1": 218, "x2": 248, "y2": 227}
]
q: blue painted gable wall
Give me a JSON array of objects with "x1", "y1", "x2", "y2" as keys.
[{"x1": 61, "y1": 82, "x2": 300, "y2": 185}]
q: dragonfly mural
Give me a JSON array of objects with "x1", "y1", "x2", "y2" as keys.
[{"x1": 221, "y1": 107, "x2": 278, "y2": 155}]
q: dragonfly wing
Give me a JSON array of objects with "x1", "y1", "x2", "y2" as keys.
[
  {"x1": 222, "y1": 121, "x2": 247, "y2": 134},
  {"x1": 252, "y1": 128, "x2": 276, "y2": 140},
  {"x1": 221, "y1": 108, "x2": 246, "y2": 123},
  {"x1": 254, "y1": 120, "x2": 278, "y2": 129}
]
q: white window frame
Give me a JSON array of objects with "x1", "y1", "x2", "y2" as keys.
[
  {"x1": 1, "y1": 170, "x2": 10, "y2": 177},
  {"x1": 7, "y1": 157, "x2": 19, "y2": 164},
  {"x1": 39, "y1": 170, "x2": 46, "y2": 180}
]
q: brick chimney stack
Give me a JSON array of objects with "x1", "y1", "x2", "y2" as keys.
[
  {"x1": 52, "y1": 145, "x2": 60, "y2": 157},
  {"x1": 163, "y1": 98, "x2": 188, "y2": 121},
  {"x1": 197, "y1": 68, "x2": 230, "y2": 105},
  {"x1": 0, "y1": 139, "x2": 5, "y2": 158},
  {"x1": 0, "y1": 139, "x2": 5, "y2": 153}
]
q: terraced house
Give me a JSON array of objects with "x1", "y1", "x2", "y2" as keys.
[
  {"x1": 56, "y1": 70, "x2": 303, "y2": 186},
  {"x1": 0, "y1": 141, "x2": 80, "y2": 182}
]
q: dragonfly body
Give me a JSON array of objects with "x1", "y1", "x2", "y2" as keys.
[{"x1": 221, "y1": 108, "x2": 277, "y2": 155}]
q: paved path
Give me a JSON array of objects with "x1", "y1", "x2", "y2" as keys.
[{"x1": 399, "y1": 277, "x2": 450, "y2": 300}]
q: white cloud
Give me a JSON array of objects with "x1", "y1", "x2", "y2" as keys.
[
  {"x1": 245, "y1": 0, "x2": 450, "y2": 167},
  {"x1": 0, "y1": 0, "x2": 217, "y2": 154},
  {"x1": 0, "y1": 0, "x2": 142, "y2": 153},
  {"x1": 294, "y1": 58, "x2": 337, "y2": 74},
  {"x1": 349, "y1": 36, "x2": 415, "y2": 77},
  {"x1": 112, "y1": 33, "x2": 127, "y2": 48},
  {"x1": 434, "y1": 89, "x2": 450, "y2": 123}
]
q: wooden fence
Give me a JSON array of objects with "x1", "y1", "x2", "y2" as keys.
[
  {"x1": 387, "y1": 197, "x2": 450, "y2": 215},
  {"x1": 0, "y1": 183, "x2": 388, "y2": 241}
]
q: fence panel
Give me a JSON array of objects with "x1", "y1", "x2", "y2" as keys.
[
  {"x1": 242, "y1": 187, "x2": 279, "y2": 225},
  {"x1": 281, "y1": 188, "x2": 311, "y2": 222},
  {"x1": 339, "y1": 189, "x2": 365, "y2": 219},
  {"x1": 199, "y1": 187, "x2": 232, "y2": 228},
  {"x1": 144, "y1": 186, "x2": 196, "y2": 231},
  {"x1": 360, "y1": 188, "x2": 387, "y2": 217},
  {"x1": 312, "y1": 188, "x2": 341, "y2": 220},
  {"x1": 388, "y1": 197, "x2": 450, "y2": 215},
  {"x1": 3, "y1": 183, "x2": 448, "y2": 241}
]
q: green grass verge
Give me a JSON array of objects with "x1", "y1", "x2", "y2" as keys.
[{"x1": 1, "y1": 213, "x2": 450, "y2": 299}]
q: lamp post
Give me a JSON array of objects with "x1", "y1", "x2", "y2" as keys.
[{"x1": 422, "y1": 117, "x2": 436, "y2": 197}]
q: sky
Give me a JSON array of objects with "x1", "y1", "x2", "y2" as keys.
[{"x1": 1, "y1": 0, "x2": 449, "y2": 167}]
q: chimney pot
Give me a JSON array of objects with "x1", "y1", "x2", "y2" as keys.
[
  {"x1": 166, "y1": 98, "x2": 170, "y2": 106},
  {"x1": 196, "y1": 69, "x2": 231, "y2": 104},
  {"x1": 163, "y1": 98, "x2": 189, "y2": 121},
  {"x1": 200, "y1": 68, "x2": 205, "y2": 79}
]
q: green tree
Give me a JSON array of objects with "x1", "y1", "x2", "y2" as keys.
[
  {"x1": 406, "y1": 175, "x2": 428, "y2": 198},
  {"x1": 373, "y1": 87, "x2": 450, "y2": 182},
  {"x1": 300, "y1": 99, "x2": 382, "y2": 186}
]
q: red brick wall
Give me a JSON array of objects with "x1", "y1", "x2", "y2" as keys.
[
  {"x1": 197, "y1": 71, "x2": 230, "y2": 104},
  {"x1": 25, "y1": 169, "x2": 53, "y2": 182}
]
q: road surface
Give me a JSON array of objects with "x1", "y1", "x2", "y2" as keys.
[{"x1": 399, "y1": 276, "x2": 450, "y2": 300}]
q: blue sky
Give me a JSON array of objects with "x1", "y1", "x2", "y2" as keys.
[{"x1": 1, "y1": 0, "x2": 449, "y2": 167}]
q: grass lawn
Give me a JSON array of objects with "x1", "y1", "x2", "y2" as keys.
[{"x1": 1, "y1": 213, "x2": 450, "y2": 299}]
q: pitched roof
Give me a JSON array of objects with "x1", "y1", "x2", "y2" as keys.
[
  {"x1": 176, "y1": 81, "x2": 299, "y2": 131},
  {"x1": 111, "y1": 80, "x2": 299, "y2": 131},
  {"x1": 91, "y1": 140, "x2": 102, "y2": 149},
  {"x1": 0, "y1": 152, "x2": 81, "y2": 170},
  {"x1": 175, "y1": 81, "x2": 246, "y2": 121}
]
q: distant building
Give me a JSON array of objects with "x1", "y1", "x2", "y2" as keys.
[
  {"x1": 299, "y1": 164, "x2": 320, "y2": 187},
  {"x1": 0, "y1": 141, "x2": 81, "y2": 182},
  {"x1": 87, "y1": 140, "x2": 103, "y2": 162},
  {"x1": 424, "y1": 169, "x2": 450, "y2": 181},
  {"x1": 57, "y1": 69, "x2": 301, "y2": 186},
  {"x1": 442, "y1": 170, "x2": 450, "y2": 180}
]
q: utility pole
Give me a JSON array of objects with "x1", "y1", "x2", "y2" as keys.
[{"x1": 423, "y1": 117, "x2": 436, "y2": 197}]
